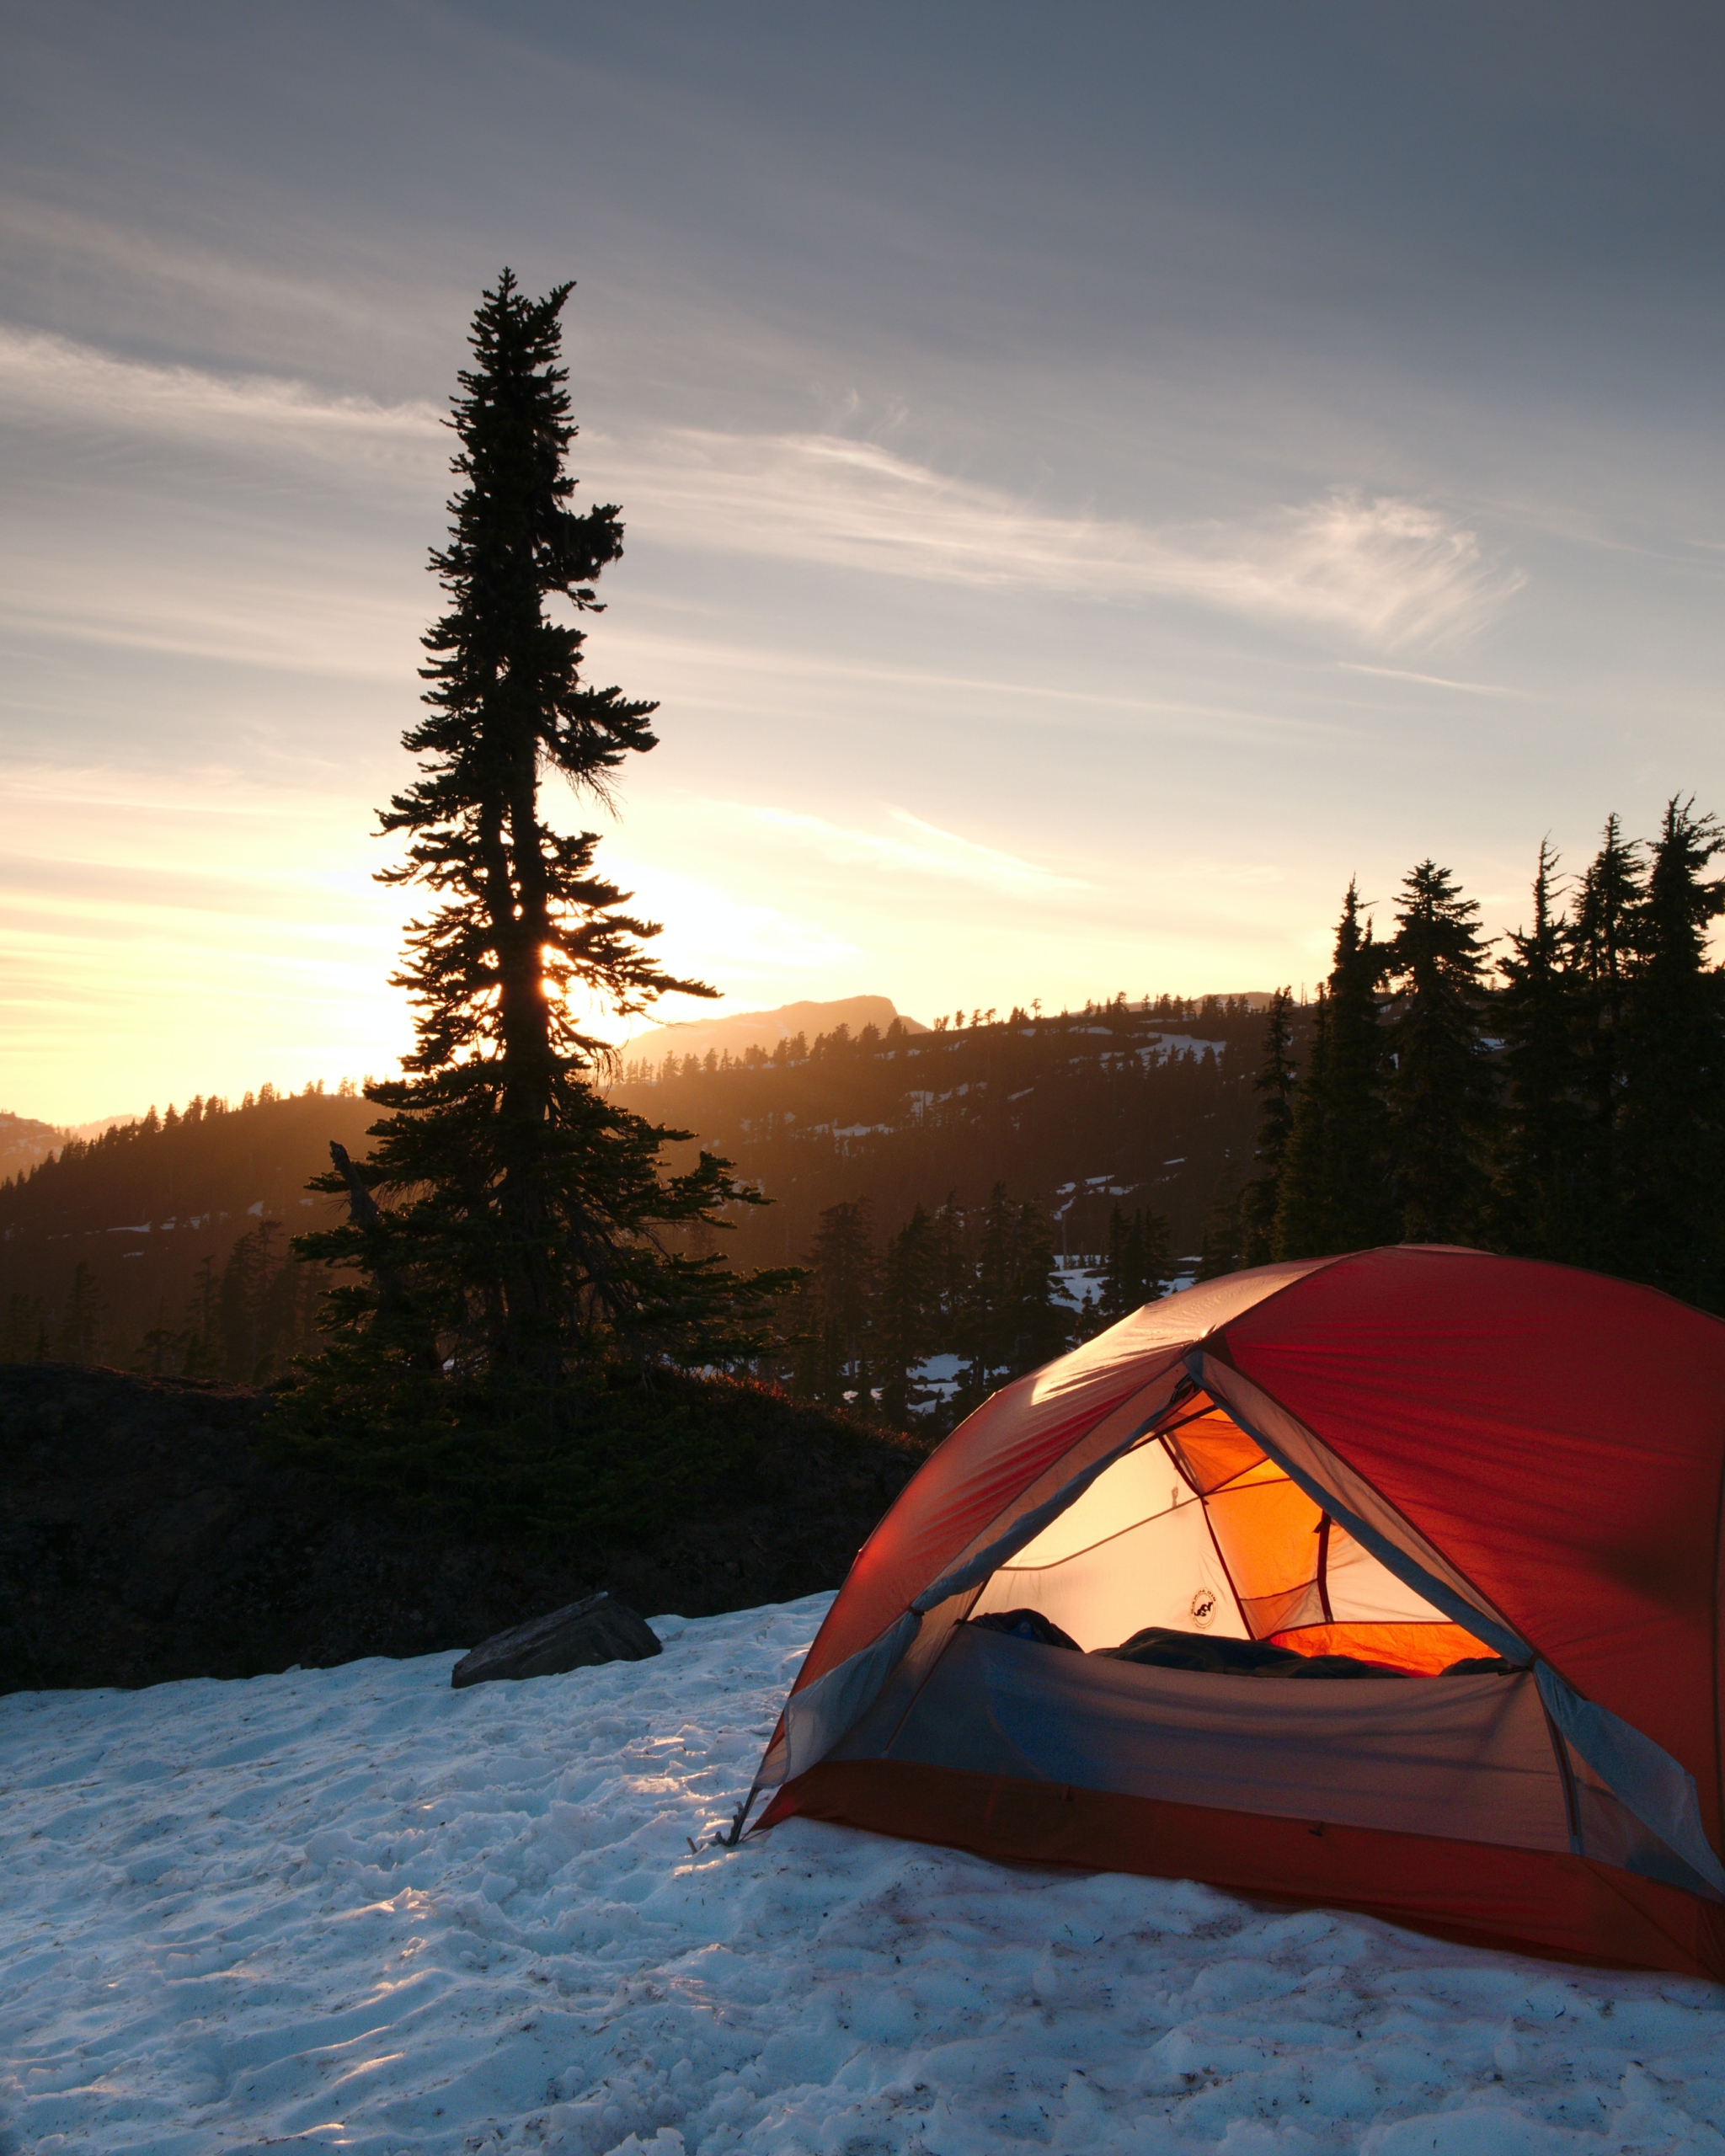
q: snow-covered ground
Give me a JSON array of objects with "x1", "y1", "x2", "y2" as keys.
[{"x1": 6, "y1": 1596, "x2": 1725, "y2": 2155}]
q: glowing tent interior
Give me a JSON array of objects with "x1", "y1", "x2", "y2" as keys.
[{"x1": 745, "y1": 1247, "x2": 1725, "y2": 1977}]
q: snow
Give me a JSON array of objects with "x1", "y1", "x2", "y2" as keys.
[
  {"x1": 6, "y1": 1597, "x2": 1725, "y2": 2156},
  {"x1": 1139, "y1": 1036, "x2": 1227, "y2": 1064}
]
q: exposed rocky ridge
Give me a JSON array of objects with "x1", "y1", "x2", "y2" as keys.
[{"x1": 0, "y1": 1364, "x2": 921, "y2": 1694}]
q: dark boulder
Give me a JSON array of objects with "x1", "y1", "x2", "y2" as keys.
[{"x1": 451, "y1": 1590, "x2": 662, "y2": 1688}]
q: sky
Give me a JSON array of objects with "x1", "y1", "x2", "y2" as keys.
[{"x1": 3, "y1": 1, "x2": 1723, "y2": 1121}]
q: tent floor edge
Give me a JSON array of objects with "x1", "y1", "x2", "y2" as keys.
[{"x1": 761, "y1": 1758, "x2": 1723, "y2": 1981}]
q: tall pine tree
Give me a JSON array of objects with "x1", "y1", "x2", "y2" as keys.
[
  {"x1": 1274, "y1": 883, "x2": 1394, "y2": 1257},
  {"x1": 874, "y1": 1203, "x2": 942, "y2": 1427},
  {"x1": 1097, "y1": 1203, "x2": 1173, "y2": 1321},
  {"x1": 1239, "y1": 987, "x2": 1295, "y2": 1265},
  {"x1": 293, "y1": 275, "x2": 786, "y2": 1421},
  {"x1": 1491, "y1": 840, "x2": 1584, "y2": 1259},
  {"x1": 1384, "y1": 859, "x2": 1493, "y2": 1244},
  {"x1": 957, "y1": 1184, "x2": 1065, "y2": 1402},
  {"x1": 790, "y1": 1200, "x2": 879, "y2": 1408},
  {"x1": 1567, "y1": 814, "x2": 1644, "y2": 1269},
  {"x1": 1619, "y1": 798, "x2": 1725, "y2": 1307}
]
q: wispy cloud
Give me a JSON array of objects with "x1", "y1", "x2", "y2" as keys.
[
  {"x1": 736, "y1": 803, "x2": 1093, "y2": 898},
  {"x1": 0, "y1": 548, "x2": 423, "y2": 680},
  {"x1": 1338, "y1": 660, "x2": 1530, "y2": 696},
  {"x1": 616, "y1": 430, "x2": 1525, "y2": 650},
  {"x1": 0, "y1": 324, "x2": 441, "y2": 469},
  {"x1": 0, "y1": 331, "x2": 1523, "y2": 654}
]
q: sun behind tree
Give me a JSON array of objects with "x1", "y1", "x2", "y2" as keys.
[{"x1": 288, "y1": 272, "x2": 790, "y2": 1446}]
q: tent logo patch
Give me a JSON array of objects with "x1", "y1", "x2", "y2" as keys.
[{"x1": 1190, "y1": 1588, "x2": 1217, "y2": 1630}]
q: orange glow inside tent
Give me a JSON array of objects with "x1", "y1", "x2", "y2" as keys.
[{"x1": 968, "y1": 1391, "x2": 1479, "y2": 1676}]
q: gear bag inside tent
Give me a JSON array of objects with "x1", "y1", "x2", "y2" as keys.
[{"x1": 743, "y1": 1248, "x2": 1725, "y2": 1979}]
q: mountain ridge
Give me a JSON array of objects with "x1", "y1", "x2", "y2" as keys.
[{"x1": 617, "y1": 994, "x2": 927, "y2": 1072}]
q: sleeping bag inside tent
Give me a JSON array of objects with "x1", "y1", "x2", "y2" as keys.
[{"x1": 745, "y1": 1246, "x2": 1725, "y2": 1977}]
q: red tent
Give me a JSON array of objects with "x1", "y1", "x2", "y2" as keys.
[{"x1": 745, "y1": 1247, "x2": 1725, "y2": 1977}]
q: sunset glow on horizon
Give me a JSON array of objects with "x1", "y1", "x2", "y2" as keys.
[{"x1": 3, "y1": 4, "x2": 1723, "y2": 1123}]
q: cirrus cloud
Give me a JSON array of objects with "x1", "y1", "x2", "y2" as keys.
[
  {"x1": 616, "y1": 429, "x2": 1525, "y2": 651},
  {"x1": 0, "y1": 328, "x2": 1523, "y2": 657}
]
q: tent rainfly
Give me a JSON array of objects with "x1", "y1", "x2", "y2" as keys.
[{"x1": 741, "y1": 1246, "x2": 1725, "y2": 1977}]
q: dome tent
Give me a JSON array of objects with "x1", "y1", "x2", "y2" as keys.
[{"x1": 742, "y1": 1247, "x2": 1725, "y2": 1977}]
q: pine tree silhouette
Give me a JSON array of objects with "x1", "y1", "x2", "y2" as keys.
[
  {"x1": 290, "y1": 275, "x2": 793, "y2": 1425},
  {"x1": 1619, "y1": 798, "x2": 1725, "y2": 1306},
  {"x1": 56, "y1": 1260, "x2": 105, "y2": 1366},
  {"x1": 1273, "y1": 985, "x2": 1331, "y2": 1257},
  {"x1": 1274, "y1": 883, "x2": 1395, "y2": 1257},
  {"x1": 791, "y1": 1200, "x2": 878, "y2": 1408},
  {"x1": 875, "y1": 1204, "x2": 942, "y2": 1425},
  {"x1": 1567, "y1": 814, "x2": 1645, "y2": 1270},
  {"x1": 1239, "y1": 988, "x2": 1295, "y2": 1265},
  {"x1": 958, "y1": 1184, "x2": 1065, "y2": 1397},
  {"x1": 1097, "y1": 1203, "x2": 1174, "y2": 1321},
  {"x1": 1491, "y1": 840, "x2": 1585, "y2": 1259},
  {"x1": 1385, "y1": 861, "x2": 1492, "y2": 1244}
]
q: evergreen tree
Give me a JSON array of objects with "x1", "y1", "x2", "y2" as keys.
[
  {"x1": 182, "y1": 1252, "x2": 224, "y2": 1379},
  {"x1": 1491, "y1": 841, "x2": 1584, "y2": 1257},
  {"x1": 1274, "y1": 883, "x2": 1394, "y2": 1257},
  {"x1": 958, "y1": 1184, "x2": 1065, "y2": 1397},
  {"x1": 1193, "y1": 1190, "x2": 1245, "y2": 1280},
  {"x1": 2, "y1": 1290, "x2": 46, "y2": 1364},
  {"x1": 1273, "y1": 985, "x2": 1331, "y2": 1257},
  {"x1": 930, "y1": 1191, "x2": 971, "y2": 1347},
  {"x1": 134, "y1": 1308, "x2": 182, "y2": 1379},
  {"x1": 56, "y1": 1260, "x2": 105, "y2": 1366},
  {"x1": 874, "y1": 1203, "x2": 942, "y2": 1426},
  {"x1": 1325, "y1": 880, "x2": 1396, "y2": 1248},
  {"x1": 790, "y1": 1200, "x2": 878, "y2": 1408},
  {"x1": 1618, "y1": 798, "x2": 1725, "y2": 1306},
  {"x1": 1239, "y1": 987, "x2": 1296, "y2": 1264},
  {"x1": 291, "y1": 275, "x2": 788, "y2": 1422},
  {"x1": 220, "y1": 1218, "x2": 284, "y2": 1382},
  {"x1": 1384, "y1": 860, "x2": 1493, "y2": 1244},
  {"x1": 1567, "y1": 814, "x2": 1645, "y2": 1268},
  {"x1": 1097, "y1": 1203, "x2": 1174, "y2": 1321}
]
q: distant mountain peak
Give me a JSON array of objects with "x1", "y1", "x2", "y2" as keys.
[{"x1": 617, "y1": 995, "x2": 927, "y2": 1071}]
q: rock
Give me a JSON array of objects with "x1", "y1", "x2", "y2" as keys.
[{"x1": 450, "y1": 1590, "x2": 663, "y2": 1689}]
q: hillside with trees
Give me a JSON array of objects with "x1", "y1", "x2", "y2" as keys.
[
  {"x1": 0, "y1": 998, "x2": 1264, "y2": 1390},
  {"x1": 1210, "y1": 802, "x2": 1725, "y2": 1315},
  {"x1": 0, "y1": 1085, "x2": 372, "y2": 1376},
  {"x1": 611, "y1": 993, "x2": 1266, "y2": 1270}
]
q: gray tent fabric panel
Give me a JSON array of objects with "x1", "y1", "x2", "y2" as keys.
[
  {"x1": 1572, "y1": 1759, "x2": 1725, "y2": 1900},
  {"x1": 1535, "y1": 1662, "x2": 1725, "y2": 1898},
  {"x1": 840, "y1": 1625, "x2": 1573, "y2": 1854},
  {"x1": 775, "y1": 1611, "x2": 922, "y2": 1786}
]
